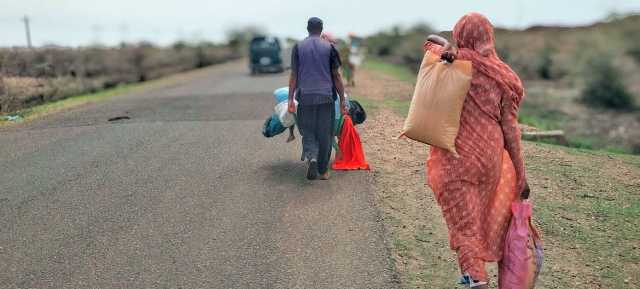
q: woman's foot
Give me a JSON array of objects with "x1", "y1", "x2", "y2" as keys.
[{"x1": 459, "y1": 273, "x2": 488, "y2": 288}]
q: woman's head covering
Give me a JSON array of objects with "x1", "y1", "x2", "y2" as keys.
[
  {"x1": 453, "y1": 13, "x2": 524, "y2": 104},
  {"x1": 320, "y1": 32, "x2": 337, "y2": 44}
]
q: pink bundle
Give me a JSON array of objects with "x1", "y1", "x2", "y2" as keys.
[{"x1": 499, "y1": 201, "x2": 543, "y2": 289}]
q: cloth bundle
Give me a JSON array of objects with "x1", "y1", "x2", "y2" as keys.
[
  {"x1": 274, "y1": 100, "x2": 298, "y2": 128},
  {"x1": 499, "y1": 201, "x2": 543, "y2": 289},
  {"x1": 262, "y1": 114, "x2": 286, "y2": 138},
  {"x1": 332, "y1": 116, "x2": 370, "y2": 170}
]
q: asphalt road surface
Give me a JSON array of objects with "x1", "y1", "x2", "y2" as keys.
[{"x1": 0, "y1": 61, "x2": 398, "y2": 289}]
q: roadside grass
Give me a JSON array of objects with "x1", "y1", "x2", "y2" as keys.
[
  {"x1": 349, "y1": 96, "x2": 380, "y2": 112},
  {"x1": 350, "y1": 95, "x2": 410, "y2": 117},
  {"x1": 0, "y1": 63, "x2": 240, "y2": 126},
  {"x1": 524, "y1": 142, "x2": 640, "y2": 288},
  {"x1": 393, "y1": 238, "x2": 410, "y2": 258},
  {"x1": 351, "y1": 94, "x2": 411, "y2": 119},
  {"x1": 518, "y1": 101, "x2": 568, "y2": 131},
  {"x1": 0, "y1": 84, "x2": 138, "y2": 126},
  {"x1": 361, "y1": 58, "x2": 417, "y2": 84},
  {"x1": 354, "y1": 59, "x2": 414, "y2": 118},
  {"x1": 0, "y1": 64, "x2": 221, "y2": 126},
  {"x1": 384, "y1": 98, "x2": 411, "y2": 116}
]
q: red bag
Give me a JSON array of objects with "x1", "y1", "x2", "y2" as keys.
[
  {"x1": 332, "y1": 116, "x2": 370, "y2": 170},
  {"x1": 499, "y1": 201, "x2": 543, "y2": 289}
]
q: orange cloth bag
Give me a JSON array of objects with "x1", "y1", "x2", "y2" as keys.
[
  {"x1": 400, "y1": 51, "x2": 472, "y2": 154},
  {"x1": 332, "y1": 116, "x2": 370, "y2": 170}
]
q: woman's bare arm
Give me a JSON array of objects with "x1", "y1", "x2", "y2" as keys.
[
  {"x1": 426, "y1": 34, "x2": 455, "y2": 62},
  {"x1": 426, "y1": 34, "x2": 449, "y2": 47},
  {"x1": 500, "y1": 93, "x2": 527, "y2": 197}
]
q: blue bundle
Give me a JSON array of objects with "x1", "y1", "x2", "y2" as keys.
[{"x1": 273, "y1": 87, "x2": 289, "y2": 103}]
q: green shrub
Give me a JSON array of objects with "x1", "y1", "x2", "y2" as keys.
[
  {"x1": 567, "y1": 137, "x2": 594, "y2": 150},
  {"x1": 366, "y1": 23, "x2": 434, "y2": 68},
  {"x1": 226, "y1": 25, "x2": 265, "y2": 54},
  {"x1": 496, "y1": 44, "x2": 511, "y2": 63},
  {"x1": 0, "y1": 77, "x2": 5, "y2": 112},
  {"x1": 629, "y1": 46, "x2": 640, "y2": 63},
  {"x1": 581, "y1": 55, "x2": 634, "y2": 109},
  {"x1": 537, "y1": 45, "x2": 554, "y2": 80},
  {"x1": 366, "y1": 27, "x2": 403, "y2": 57},
  {"x1": 626, "y1": 30, "x2": 640, "y2": 63}
]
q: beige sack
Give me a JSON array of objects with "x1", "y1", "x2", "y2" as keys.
[{"x1": 400, "y1": 51, "x2": 472, "y2": 155}]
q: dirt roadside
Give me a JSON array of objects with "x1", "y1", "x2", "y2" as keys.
[{"x1": 350, "y1": 66, "x2": 640, "y2": 289}]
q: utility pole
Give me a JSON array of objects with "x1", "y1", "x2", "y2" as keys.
[{"x1": 22, "y1": 15, "x2": 32, "y2": 48}]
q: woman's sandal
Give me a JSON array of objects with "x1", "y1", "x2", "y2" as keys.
[{"x1": 458, "y1": 273, "x2": 488, "y2": 288}]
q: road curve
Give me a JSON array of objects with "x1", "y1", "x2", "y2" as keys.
[{"x1": 0, "y1": 61, "x2": 398, "y2": 289}]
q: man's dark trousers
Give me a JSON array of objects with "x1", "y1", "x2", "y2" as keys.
[{"x1": 297, "y1": 102, "x2": 335, "y2": 174}]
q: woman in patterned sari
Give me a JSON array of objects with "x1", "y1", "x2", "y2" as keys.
[{"x1": 424, "y1": 13, "x2": 529, "y2": 288}]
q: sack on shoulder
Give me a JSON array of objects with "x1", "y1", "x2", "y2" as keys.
[{"x1": 400, "y1": 51, "x2": 472, "y2": 155}]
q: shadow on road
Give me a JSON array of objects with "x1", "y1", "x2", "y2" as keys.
[
  {"x1": 260, "y1": 160, "x2": 314, "y2": 187},
  {"x1": 260, "y1": 159, "x2": 370, "y2": 190}
]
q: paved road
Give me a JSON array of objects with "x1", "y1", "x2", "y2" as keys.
[{"x1": 0, "y1": 61, "x2": 397, "y2": 289}]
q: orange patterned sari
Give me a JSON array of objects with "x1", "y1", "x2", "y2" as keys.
[{"x1": 425, "y1": 13, "x2": 526, "y2": 282}]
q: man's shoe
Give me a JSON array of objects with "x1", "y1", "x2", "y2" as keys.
[
  {"x1": 307, "y1": 159, "x2": 318, "y2": 180},
  {"x1": 319, "y1": 172, "x2": 330, "y2": 180}
]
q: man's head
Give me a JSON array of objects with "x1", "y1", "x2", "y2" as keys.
[{"x1": 307, "y1": 17, "x2": 323, "y2": 35}]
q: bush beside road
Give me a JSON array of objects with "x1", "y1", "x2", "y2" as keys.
[{"x1": 0, "y1": 43, "x2": 240, "y2": 114}]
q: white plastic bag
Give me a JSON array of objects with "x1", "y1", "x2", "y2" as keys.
[{"x1": 275, "y1": 100, "x2": 298, "y2": 128}]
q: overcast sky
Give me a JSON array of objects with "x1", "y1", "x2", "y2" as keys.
[{"x1": 2, "y1": 0, "x2": 639, "y2": 47}]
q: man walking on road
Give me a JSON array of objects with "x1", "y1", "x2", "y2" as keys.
[{"x1": 288, "y1": 17, "x2": 347, "y2": 180}]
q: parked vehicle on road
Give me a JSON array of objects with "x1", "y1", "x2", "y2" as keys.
[{"x1": 249, "y1": 36, "x2": 284, "y2": 74}]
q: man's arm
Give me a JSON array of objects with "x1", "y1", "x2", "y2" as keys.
[
  {"x1": 288, "y1": 44, "x2": 298, "y2": 113},
  {"x1": 332, "y1": 69, "x2": 347, "y2": 115},
  {"x1": 288, "y1": 71, "x2": 297, "y2": 113},
  {"x1": 426, "y1": 34, "x2": 455, "y2": 62},
  {"x1": 330, "y1": 45, "x2": 347, "y2": 115}
]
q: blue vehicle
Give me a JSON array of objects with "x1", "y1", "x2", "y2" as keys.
[{"x1": 249, "y1": 36, "x2": 284, "y2": 74}]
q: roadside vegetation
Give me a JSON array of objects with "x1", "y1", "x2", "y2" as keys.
[
  {"x1": 0, "y1": 83, "x2": 137, "y2": 125},
  {"x1": 363, "y1": 14, "x2": 640, "y2": 154},
  {"x1": 0, "y1": 42, "x2": 240, "y2": 115},
  {"x1": 0, "y1": 66, "x2": 216, "y2": 126}
]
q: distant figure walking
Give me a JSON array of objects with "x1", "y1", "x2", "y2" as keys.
[
  {"x1": 424, "y1": 13, "x2": 528, "y2": 289},
  {"x1": 288, "y1": 17, "x2": 347, "y2": 180},
  {"x1": 339, "y1": 34, "x2": 360, "y2": 87},
  {"x1": 339, "y1": 42, "x2": 354, "y2": 87}
]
